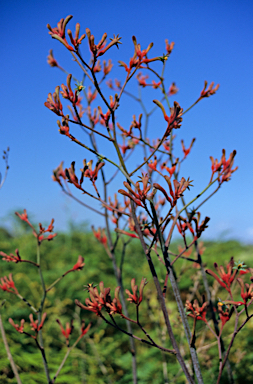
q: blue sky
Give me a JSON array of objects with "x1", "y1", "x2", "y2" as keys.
[{"x1": 1, "y1": 0, "x2": 253, "y2": 243}]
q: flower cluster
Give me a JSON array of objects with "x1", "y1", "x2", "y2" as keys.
[{"x1": 210, "y1": 149, "x2": 238, "y2": 183}]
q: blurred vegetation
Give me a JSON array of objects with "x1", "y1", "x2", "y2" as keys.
[{"x1": 0, "y1": 220, "x2": 253, "y2": 384}]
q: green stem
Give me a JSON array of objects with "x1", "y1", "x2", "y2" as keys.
[{"x1": 36, "y1": 240, "x2": 51, "y2": 383}]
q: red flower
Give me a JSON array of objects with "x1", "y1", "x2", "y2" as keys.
[
  {"x1": 57, "y1": 117, "x2": 70, "y2": 137},
  {"x1": 103, "y1": 59, "x2": 113, "y2": 76},
  {"x1": 15, "y1": 209, "x2": 29, "y2": 223},
  {"x1": 217, "y1": 302, "x2": 231, "y2": 328},
  {"x1": 119, "y1": 173, "x2": 151, "y2": 207},
  {"x1": 106, "y1": 286, "x2": 123, "y2": 315},
  {"x1": 0, "y1": 274, "x2": 19, "y2": 295},
  {"x1": 92, "y1": 227, "x2": 107, "y2": 246},
  {"x1": 47, "y1": 15, "x2": 75, "y2": 51},
  {"x1": 185, "y1": 299, "x2": 208, "y2": 322},
  {"x1": 152, "y1": 80, "x2": 161, "y2": 89},
  {"x1": 0, "y1": 249, "x2": 21, "y2": 263},
  {"x1": 29, "y1": 313, "x2": 47, "y2": 332},
  {"x1": 154, "y1": 176, "x2": 192, "y2": 208},
  {"x1": 80, "y1": 320, "x2": 91, "y2": 336},
  {"x1": 47, "y1": 50, "x2": 59, "y2": 67},
  {"x1": 210, "y1": 149, "x2": 238, "y2": 183},
  {"x1": 136, "y1": 72, "x2": 149, "y2": 87},
  {"x1": 200, "y1": 80, "x2": 219, "y2": 98},
  {"x1": 9, "y1": 318, "x2": 25, "y2": 333},
  {"x1": 81, "y1": 159, "x2": 105, "y2": 184},
  {"x1": 181, "y1": 138, "x2": 196, "y2": 159},
  {"x1": 206, "y1": 257, "x2": 237, "y2": 294},
  {"x1": 125, "y1": 278, "x2": 147, "y2": 306},
  {"x1": 67, "y1": 23, "x2": 86, "y2": 50},
  {"x1": 75, "y1": 282, "x2": 112, "y2": 316},
  {"x1": 153, "y1": 100, "x2": 183, "y2": 136},
  {"x1": 56, "y1": 319, "x2": 74, "y2": 345},
  {"x1": 86, "y1": 28, "x2": 121, "y2": 58},
  {"x1": 71, "y1": 256, "x2": 85, "y2": 271},
  {"x1": 60, "y1": 74, "x2": 79, "y2": 105},
  {"x1": 168, "y1": 82, "x2": 178, "y2": 96},
  {"x1": 52, "y1": 161, "x2": 67, "y2": 187},
  {"x1": 236, "y1": 278, "x2": 253, "y2": 305},
  {"x1": 161, "y1": 159, "x2": 178, "y2": 178},
  {"x1": 44, "y1": 86, "x2": 63, "y2": 116},
  {"x1": 165, "y1": 39, "x2": 175, "y2": 55}
]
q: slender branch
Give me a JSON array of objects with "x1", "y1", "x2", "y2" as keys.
[{"x1": 0, "y1": 306, "x2": 22, "y2": 384}]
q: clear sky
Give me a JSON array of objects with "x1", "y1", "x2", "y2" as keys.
[{"x1": 1, "y1": 0, "x2": 253, "y2": 243}]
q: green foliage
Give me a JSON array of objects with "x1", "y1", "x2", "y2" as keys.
[{"x1": 0, "y1": 225, "x2": 253, "y2": 383}]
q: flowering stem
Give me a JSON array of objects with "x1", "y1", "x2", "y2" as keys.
[
  {"x1": 51, "y1": 333, "x2": 83, "y2": 384},
  {"x1": 101, "y1": 313, "x2": 176, "y2": 355},
  {"x1": 136, "y1": 305, "x2": 158, "y2": 345},
  {"x1": 0, "y1": 303, "x2": 22, "y2": 384},
  {"x1": 182, "y1": 98, "x2": 201, "y2": 115},
  {"x1": 46, "y1": 270, "x2": 71, "y2": 293},
  {"x1": 69, "y1": 113, "x2": 113, "y2": 141},
  {"x1": 150, "y1": 201, "x2": 204, "y2": 384},
  {"x1": 72, "y1": 51, "x2": 93, "y2": 83},
  {"x1": 36, "y1": 240, "x2": 51, "y2": 383},
  {"x1": 170, "y1": 239, "x2": 196, "y2": 266},
  {"x1": 129, "y1": 200, "x2": 195, "y2": 384},
  {"x1": 17, "y1": 293, "x2": 37, "y2": 313},
  {"x1": 165, "y1": 176, "x2": 219, "y2": 248},
  {"x1": 129, "y1": 130, "x2": 167, "y2": 176}
]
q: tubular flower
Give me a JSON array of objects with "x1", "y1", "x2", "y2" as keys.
[
  {"x1": 75, "y1": 282, "x2": 112, "y2": 316},
  {"x1": 118, "y1": 173, "x2": 151, "y2": 207},
  {"x1": 152, "y1": 80, "x2": 161, "y2": 89},
  {"x1": 130, "y1": 114, "x2": 142, "y2": 130},
  {"x1": 57, "y1": 117, "x2": 70, "y2": 137},
  {"x1": 47, "y1": 50, "x2": 59, "y2": 67},
  {"x1": 60, "y1": 74, "x2": 79, "y2": 105},
  {"x1": 106, "y1": 286, "x2": 123, "y2": 315},
  {"x1": 44, "y1": 86, "x2": 63, "y2": 116},
  {"x1": 65, "y1": 161, "x2": 83, "y2": 190},
  {"x1": 125, "y1": 278, "x2": 147, "y2": 306},
  {"x1": 93, "y1": 60, "x2": 102, "y2": 73},
  {"x1": 56, "y1": 319, "x2": 74, "y2": 345},
  {"x1": 29, "y1": 313, "x2": 47, "y2": 332},
  {"x1": 70, "y1": 256, "x2": 85, "y2": 272},
  {"x1": 161, "y1": 159, "x2": 178, "y2": 178},
  {"x1": 92, "y1": 227, "x2": 108, "y2": 246},
  {"x1": 9, "y1": 318, "x2": 25, "y2": 333},
  {"x1": 67, "y1": 23, "x2": 86, "y2": 50},
  {"x1": 200, "y1": 80, "x2": 220, "y2": 98},
  {"x1": 217, "y1": 301, "x2": 231, "y2": 328},
  {"x1": 206, "y1": 257, "x2": 237, "y2": 294},
  {"x1": 0, "y1": 249, "x2": 21, "y2": 263},
  {"x1": 210, "y1": 149, "x2": 238, "y2": 183},
  {"x1": 136, "y1": 72, "x2": 149, "y2": 87},
  {"x1": 80, "y1": 320, "x2": 91, "y2": 336},
  {"x1": 15, "y1": 209, "x2": 29, "y2": 223},
  {"x1": 235, "y1": 278, "x2": 253, "y2": 305},
  {"x1": 168, "y1": 82, "x2": 179, "y2": 96},
  {"x1": 154, "y1": 176, "x2": 192, "y2": 208},
  {"x1": 153, "y1": 100, "x2": 183, "y2": 137},
  {"x1": 86, "y1": 28, "x2": 121, "y2": 58},
  {"x1": 81, "y1": 159, "x2": 105, "y2": 184},
  {"x1": 185, "y1": 299, "x2": 208, "y2": 322},
  {"x1": 181, "y1": 138, "x2": 196, "y2": 159},
  {"x1": 165, "y1": 39, "x2": 175, "y2": 55},
  {"x1": 52, "y1": 161, "x2": 67, "y2": 187},
  {"x1": 0, "y1": 274, "x2": 19, "y2": 295},
  {"x1": 119, "y1": 36, "x2": 159, "y2": 72},
  {"x1": 47, "y1": 15, "x2": 78, "y2": 51},
  {"x1": 103, "y1": 59, "x2": 113, "y2": 75}
]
